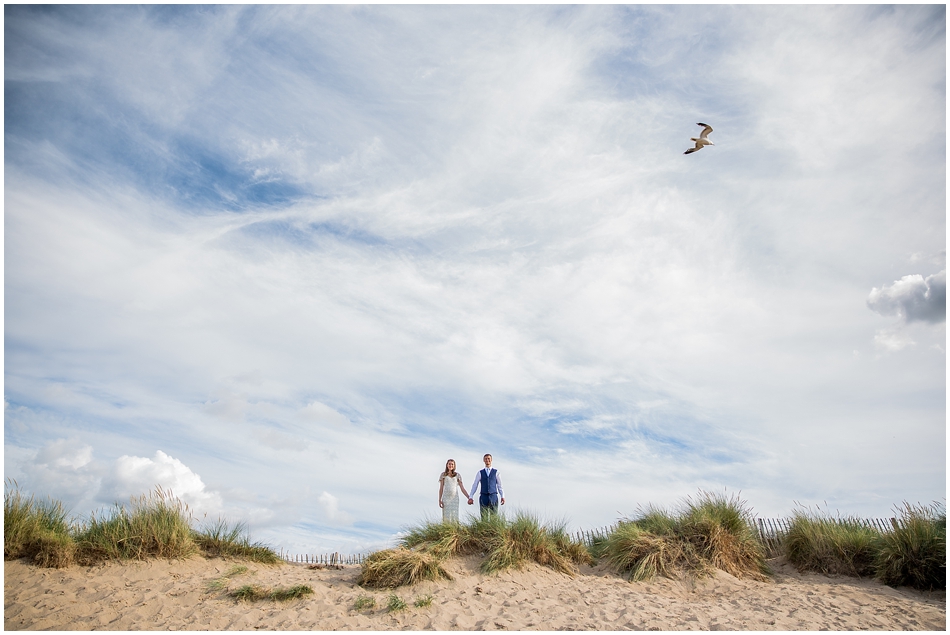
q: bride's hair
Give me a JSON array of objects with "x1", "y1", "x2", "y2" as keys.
[{"x1": 442, "y1": 459, "x2": 457, "y2": 478}]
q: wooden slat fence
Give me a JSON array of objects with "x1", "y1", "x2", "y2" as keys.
[
  {"x1": 571, "y1": 524, "x2": 617, "y2": 547},
  {"x1": 755, "y1": 517, "x2": 899, "y2": 555},
  {"x1": 280, "y1": 551, "x2": 366, "y2": 566},
  {"x1": 282, "y1": 517, "x2": 902, "y2": 563}
]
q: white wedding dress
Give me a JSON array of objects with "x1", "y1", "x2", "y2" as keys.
[{"x1": 440, "y1": 474, "x2": 462, "y2": 523}]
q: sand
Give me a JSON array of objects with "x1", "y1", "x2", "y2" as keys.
[{"x1": 4, "y1": 555, "x2": 945, "y2": 630}]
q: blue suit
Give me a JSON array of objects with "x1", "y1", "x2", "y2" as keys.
[{"x1": 477, "y1": 468, "x2": 499, "y2": 515}]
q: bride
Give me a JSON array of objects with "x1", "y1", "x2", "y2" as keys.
[{"x1": 437, "y1": 459, "x2": 470, "y2": 523}]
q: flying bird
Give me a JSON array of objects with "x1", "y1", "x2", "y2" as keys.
[{"x1": 684, "y1": 123, "x2": 714, "y2": 154}]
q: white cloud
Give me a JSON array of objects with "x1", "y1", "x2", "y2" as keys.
[
  {"x1": 297, "y1": 402, "x2": 350, "y2": 426},
  {"x1": 202, "y1": 391, "x2": 250, "y2": 421},
  {"x1": 867, "y1": 270, "x2": 946, "y2": 324},
  {"x1": 253, "y1": 426, "x2": 311, "y2": 452},
  {"x1": 318, "y1": 491, "x2": 353, "y2": 524},
  {"x1": 35, "y1": 438, "x2": 93, "y2": 470},
  {"x1": 18, "y1": 439, "x2": 102, "y2": 508},
  {"x1": 873, "y1": 327, "x2": 916, "y2": 353},
  {"x1": 100, "y1": 450, "x2": 223, "y2": 516}
]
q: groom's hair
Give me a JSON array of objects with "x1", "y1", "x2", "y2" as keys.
[{"x1": 484, "y1": 453, "x2": 492, "y2": 459}]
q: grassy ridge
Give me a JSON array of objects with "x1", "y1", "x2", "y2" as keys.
[
  {"x1": 4, "y1": 482, "x2": 280, "y2": 568},
  {"x1": 359, "y1": 512, "x2": 591, "y2": 588},
  {"x1": 781, "y1": 502, "x2": 945, "y2": 591},
  {"x1": 9, "y1": 481, "x2": 944, "y2": 591},
  {"x1": 363, "y1": 492, "x2": 944, "y2": 592}
]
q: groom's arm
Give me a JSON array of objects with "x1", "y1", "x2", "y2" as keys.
[{"x1": 469, "y1": 475, "x2": 480, "y2": 502}]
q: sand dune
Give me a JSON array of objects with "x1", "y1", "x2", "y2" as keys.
[{"x1": 4, "y1": 554, "x2": 945, "y2": 630}]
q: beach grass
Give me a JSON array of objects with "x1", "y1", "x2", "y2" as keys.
[
  {"x1": 783, "y1": 508, "x2": 882, "y2": 577},
  {"x1": 414, "y1": 593, "x2": 434, "y2": 607},
  {"x1": 357, "y1": 547, "x2": 453, "y2": 588},
  {"x1": 400, "y1": 518, "x2": 477, "y2": 558},
  {"x1": 353, "y1": 593, "x2": 376, "y2": 610},
  {"x1": 601, "y1": 491, "x2": 768, "y2": 582},
  {"x1": 230, "y1": 583, "x2": 314, "y2": 601},
  {"x1": 4, "y1": 481, "x2": 77, "y2": 568},
  {"x1": 874, "y1": 502, "x2": 946, "y2": 591},
  {"x1": 194, "y1": 518, "x2": 281, "y2": 564},
  {"x1": 207, "y1": 563, "x2": 252, "y2": 591},
  {"x1": 74, "y1": 488, "x2": 198, "y2": 563},
  {"x1": 600, "y1": 521, "x2": 682, "y2": 580},
  {"x1": 387, "y1": 592, "x2": 408, "y2": 612},
  {"x1": 398, "y1": 512, "x2": 591, "y2": 579},
  {"x1": 4, "y1": 483, "x2": 280, "y2": 568},
  {"x1": 477, "y1": 512, "x2": 587, "y2": 575}
]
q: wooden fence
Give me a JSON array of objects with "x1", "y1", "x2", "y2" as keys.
[
  {"x1": 754, "y1": 517, "x2": 899, "y2": 554},
  {"x1": 282, "y1": 517, "x2": 902, "y2": 564},
  {"x1": 280, "y1": 551, "x2": 366, "y2": 566},
  {"x1": 571, "y1": 525, "x2": 616, "y2": 547}
]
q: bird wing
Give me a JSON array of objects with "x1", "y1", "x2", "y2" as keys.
[
  {"x1": 684, "y1": 146, "x2": 701, "y2": 154},
  {"x1": 696, "y1": 123, "x2": 713, "y2": 140}
]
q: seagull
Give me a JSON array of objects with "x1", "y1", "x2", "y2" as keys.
[{"x1": 684, "y1": 123, "x2": 714, "y2": 154}]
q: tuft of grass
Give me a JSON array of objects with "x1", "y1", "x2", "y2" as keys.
[
  {"x1": 270, "y1": 584, "x2": 315, "y2": 601},
  {"x1": 387, "y1": 593, "x2": 407, "y2": 612},
  {"x1": 784, "y1": 507, "x2": 881, "y2": 577},
  {"x1": 398, "y1": 513, "x2": 591, "y2": 577},
  {"x1": 602, "y1": 491, "x2": 768, "y2": 582},
  {"x1": 400, "y1": 519, "x2": 477, "y2": 558},
  {"x1": 194, "y1": 518, "x2": 281, "y2": 564},
  {"x1": 231, "y1": 584, "x2": 265, "y2": 601},
  {"x1": 875, "y1": 502, "x2": 946, "y2": 591},
  {"x1": 601, "y1": 521, "x2": 682, "y2": 581},
  {"x1": 413, "y1": 594, "x2": 433, "y2": 608},
  {"x1": 207, "y1": 563, "x2": 251, "y2": 592},
  {"x1": 354, "y1": 594, "x2": 376, "y2": 610},
  {"x1": 678, "y1": 491, "x2": 769, "y2": 580},
  {"x1": 225, "y1": 564, "x2": 249, "y2": 577},
  {"x1": 5, "y1": 481, "x2": 76, "y2": 568},
  {"x1": 357, "y1": 548, "x2": 453, "y2": 589},
  {"x1": 230, "y1": 584, "x2": 313, "y2": 602},
  {"x1": 75, "y1": 488, "x2": 198, "y2": 563},
  {"x1": 479, "y1": 512, "x2": 582, "y2": 575}
]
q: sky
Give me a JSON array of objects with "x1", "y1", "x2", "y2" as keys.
[{"x1": 4, "y1": 5, "x2": 946, "y2": 555}]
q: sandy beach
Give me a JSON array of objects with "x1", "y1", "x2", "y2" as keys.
[{"x1": 4, "y1": 554, "x2": 945, "y2": 631}]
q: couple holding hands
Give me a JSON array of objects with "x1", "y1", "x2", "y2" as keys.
[{"x1": 438, "y1": 454, "x2": 505, "y2": 523}]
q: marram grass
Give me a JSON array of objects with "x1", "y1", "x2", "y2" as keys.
[
  {"x1": 230, "y1": 584, "x2": 314, "y2": 601},
  {"x1": 4, "y1": 481, "x2": 76, "y2": 568},
  {"x1": 357, "y1": 548, "x2": 453, "y2": 588},
  {"x1": 4, "y1": 483, "x2": 280, "y2": 568},
  {"x1": 194, "y1": 518, "x2": 281, "y2": 564},
  {"x1": 874, "y1": 502, "x2": 945, "y2": 591},
  {"x1": 353, "y1": 594, "x2": 376, "y2": 610},
  {"x1": 397, "y1": 512, "x2": 592, "y2": 580},
  {"x1": 781, "y1": 502, "x2": 946, "y2": 591},
  {"x1": 783, "y1": 508, "x2": 881, "y2": 577},
  {"x1": 75, "y1": 488, "x2": 197, "y2": 563},
  {"x1": 601, "y1": 491, "x2": 768, "y2": 582},
  {"x1": 387, "y1": 593, "x2": 408, "y2": 612}
]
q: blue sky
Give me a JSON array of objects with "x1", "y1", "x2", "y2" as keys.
[{"x1": 5, "y1": 5, "x2": 945, "y2": 555}]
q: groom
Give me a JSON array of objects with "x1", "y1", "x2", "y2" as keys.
[{"x1": 467, "y1": 453, "x2": 505, "y2": 517}]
